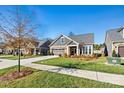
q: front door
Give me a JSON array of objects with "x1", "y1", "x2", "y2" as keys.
[{"x1": 70, "y1": 47, "x2": 76, "y2": 55}]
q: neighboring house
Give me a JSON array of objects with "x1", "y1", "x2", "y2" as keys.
[
  {"x1": 1, "y1": 41, "x2": 39, "y2": 55},
  {"x1": 105, "y1": 27, "x2": 124, "y2": 57},
  {"x1": 0, "y1": 42, "x2": 5, "y2": 54},
  {"x1": 50, "y1": 33, "x2": 94, "y2": 56},
  {"x1": 3, "y1": 44, "x2": 34, "y2": 55},
  {"x1": 37, "y1": 39, "x2": 53, "y2": 55},
  {"x1": 0, "y1": 39, "x2": 52, "y2": 55}
]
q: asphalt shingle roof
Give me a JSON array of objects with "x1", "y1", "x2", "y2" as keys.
[
  {"x1": 38, "y1": 39, "x2": 53, "y2": 47},
  {"x1": 69, "y1": 33, "x2": 94, "y2": 44},
  {"x1": 106, "y1": 27, "x2": 124, "y2": 42}
]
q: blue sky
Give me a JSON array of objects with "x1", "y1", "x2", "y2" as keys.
[{"x1": 1, "y1": 5, "x2": 124, "y2": 44}]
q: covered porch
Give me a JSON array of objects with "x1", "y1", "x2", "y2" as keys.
[
  {"x1": 66, "y1": 44, "x2": 93, "y2": 56},
  {"x1": 66, "y1": 44, "x2": 80, "y2": 56}
]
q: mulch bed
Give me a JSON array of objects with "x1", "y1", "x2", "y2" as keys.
[{"x1": 0, "y1": 70, "x2": 33, "y2": 81}]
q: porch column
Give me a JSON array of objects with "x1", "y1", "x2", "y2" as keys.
[
  {"x1": 87, "y1": 46, "x2": 89, "y2": 55},
  {"x1": 67, "y1": 46, "x2": 69, "y2": 55},
  {"x1": 33, "y1": 48, "x2": 36, "y2": 55},
  {"x1": 76, "y1": 45, "x2": 79, "y2": 55},
  {"x1": 91, "y1": 45, "x2": 93, "y2": 55}
]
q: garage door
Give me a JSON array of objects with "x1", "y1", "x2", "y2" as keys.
[
  {"x1": 52, "y1": 49, "x2": 65, "y2": 56},
  {"x1": 118, "y1": 46, "x2": 124, "y2": 57}
]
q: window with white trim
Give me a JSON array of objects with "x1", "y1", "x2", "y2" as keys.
[
  {"x1": 83, "y1": 45, "x2": 92, "y2": 55},
  {"x1": 61, "y1": 37, "x2": 65, "y2": 44},
  {"x1": 89, "y1": 46, "x2": 91, "y2": 54},
  {"x1": 86, "y1": 46, "x2": 88, "y2": 54}
]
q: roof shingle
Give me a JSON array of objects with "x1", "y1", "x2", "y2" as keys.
[
  {"x1": 106, "y1": 27, "x2": 124, "y2": 42},
  {"x1": 69, "y1": 33, "x2": 94, "y2": 44}
]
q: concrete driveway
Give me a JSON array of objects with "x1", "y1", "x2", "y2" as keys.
[{"x1": 0, "y1": 55, "x2": 58, "y2": 69}]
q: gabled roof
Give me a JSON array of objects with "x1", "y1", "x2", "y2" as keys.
[
  {"x1": 69, "y1": 33, "x2": 94, "y2": 44},
  {"x1": 38, "y1": 39, "x2": 53, "y2": 47},
  {"x1": 105, "y1": 27, "x2": 124, "y2": 42},
  {"x1": 49, "y1": 34, "x2": 79, "y2": 46},
  {"x1": 50, "y1": 33, "x2": 94, "y2": 46},
  {"x1": 38, "y1": 40, "x2": 47, "y2": 47}
]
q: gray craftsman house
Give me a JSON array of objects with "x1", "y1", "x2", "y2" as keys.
[
  {"x1": 37, "y1": 39, "x2": 53, "y2": 55},
  {"x1": 105, "y1": 27, "x2": 124, "y2": 57},
  {"x1": 50, "y1": 33, "x2": 94, "y2": 56}
]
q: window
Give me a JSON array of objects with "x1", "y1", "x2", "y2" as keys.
[
  {"x1": 80, "y1": 47, "x2": 82, "y2": 54},
  {"x1": 85, "y1": 46, "x2": 88, "y2": 54},
  {"x1": 83, "y1": 46, "x2": 85, "y2": 54},
  {"x1": 83, "y1": 46, "x2": 87, "y2": 54},
  {"x1": 89, "y1": 46, "x2": 91, "y2": 54},
  {"x1": 61, "y1": 37, "x2": 65, "y2": 44},
  {"x1": 83, "y1": 45, "x2": 92, "y2": 55}
]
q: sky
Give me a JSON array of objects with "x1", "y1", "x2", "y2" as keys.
[{"x1": 0, "y1": 5, "x2": 124, "y2": 44}]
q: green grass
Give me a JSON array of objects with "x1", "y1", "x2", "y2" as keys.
[
  {"x1": 35, "y1": 57, "x2": 124, "y2": 75},
  {"x1": 0, "y1": 66, "x2": 122, "y2": 88},
  {"x1": 0, "y1": 55, "x2": 41, "y2": 60}
]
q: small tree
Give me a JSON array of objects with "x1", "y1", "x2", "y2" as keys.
[
  {"x1": 0, "y1": 6, "x2": 38, "y2": 72},
  {"x1": 112, "y1": 50, "x2": 117, "y2": 57},
  {"x1": 94, "y1": 44, "x2": 101, "y2": 50}
]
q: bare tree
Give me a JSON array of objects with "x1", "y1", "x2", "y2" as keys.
[{"x1": 0, "y1": 6, "x2": 38, "y2": 72}]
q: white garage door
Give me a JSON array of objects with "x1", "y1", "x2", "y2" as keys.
[{"x1": 52, "y1": 49, "x2": 65, "y2": 56}]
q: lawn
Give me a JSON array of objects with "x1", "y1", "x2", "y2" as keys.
[
  {"x1": 0, "y1": 55, "x2": 41, "y2": 60},
  {"x1": 0, "y1": 66, "x2": 122, "y2": 88},
  {"x1": 35, "y1": 57, "x2": 124, "y2": 75}
]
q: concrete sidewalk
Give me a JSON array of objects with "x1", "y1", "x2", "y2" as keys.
[
  {"x1": 23, "y1": 63, "x2": 124, "y2": 86},
  {"x1": 0, "y1": 55, "x2": 58, "y2": 69}
]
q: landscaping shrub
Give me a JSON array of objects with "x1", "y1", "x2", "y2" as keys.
[
  {"x1": 47, "y1": 50, "x2": 50, "y2": 55},
  {"x1": 59, "y1": 54, "x2": 62, "y2": 57},
  {"x1": 112, "y1": 50, "x2": 117, "y2": 57},
  {"x1": 120, "y1": 63, "x2": 124, "y2": 65},
  {"x1": 93, "y1": 53, "x2": 101, "y2": 58},
  {"x1": 70, "y1": 55, "x2": 97, "y2": 61},
  {"x1": 64, "y1": 53, "x2": 68, "y2": 58}
]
